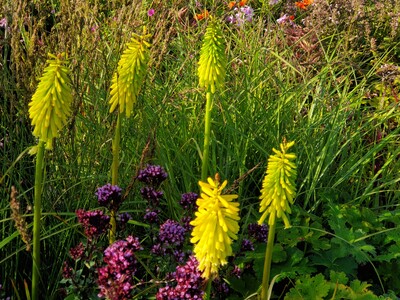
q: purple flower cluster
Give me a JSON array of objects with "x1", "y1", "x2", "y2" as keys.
[
  {"x1": 117, "y1": 212, "x2": 132, "y2": 225},
  {"x1": 138, "y1": 165, "x2": 168, "y2": 223},
  {"x1": 179, "y1": 192, "x2": 198, "y2": 210},
  {"x1": 227, "y1": 5, "x2": 254, "y2": 27},
  {"x1": 140, "y1": 186, "x2": 163, "y2": 206},
  {"x1": 277, "y1": 14, "x2": 295, "y2": 25},
  {"x1": 97, "y1": 236, "x2": 141, "y2": 300},
  {"x1": 241, "y1": 239, "x2": 255, "y2": 252},
  {"x1": 137, "y1": 164, "x2": 168, "y2": 186},
  {"x1": 95, "y1": 184, "x2": 122, "y2": 210},
  {"x1": 151, "y1": 219, "x2": 187, "y2": 262},
  {"x1": 144, "y1": 208, "x2": 160, "y2": 224},
  {"x1": 248, "y1": 223, "x2": 269, "y2": 242},
  {"x1": 156, "y1": 256, "x2": 204, "y2": 300},
  {"x1": 76, "y1": 209, "x2": 110, "y2": 240},
  {"x1": 232, "y1": 265, "x2": 243, "y2": 278},
  {"x1": 116, "y1": 212, "x2": 133, "y2": 230},
  {"x1": 180, "y1": 216, "x2": 193, "y2": 231},
  {"x1": 158, "y1": 219, "x2": 186, "y2": 248},
  {"x1": 212, "y1": 277, "x2": 230, "y2": 298}
]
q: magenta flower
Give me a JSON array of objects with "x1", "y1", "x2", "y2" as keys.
[
  {"x1": 76, "y1": 209, "x2": 110, "y2": 240},
  {"x1": 98, "y1": 236, "x2": 141, "y2": 300},
  {"x1": 0, "y1": 18, "x2": 7, "y2": 28},
  {"x1": 156, "y1": 256, "x2": 204, "y2": 299},
  {"x1": 147, "y1": 8, "x2": 155, "y2": 17},
  {"x1": 69, "y1": 242, "x2": 85, "y2": 260}
]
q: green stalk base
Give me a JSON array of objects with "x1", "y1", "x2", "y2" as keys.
[
  {"x1": 260, "y1": 221, "x2": 276, "y2": 300},
  {"x1": 32, "y1": 140, "x2": 45, "y2": 300}
]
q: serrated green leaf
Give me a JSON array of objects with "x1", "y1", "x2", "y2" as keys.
[
  {"x1": 375, "y1": 244, "x2": 400, "y2": 262},
  {"x1": 349, "y1": 279, "x2": 372, "y2": 294},
  {"x1": 285, "y1": 274, "x2": 330, "y2": 300},
  {"x1": 272, "y1": 244, "x2": 287, "y2": 263},
  {"x1": 329, "y1": 270, "x2": 349, "y2": 285}
]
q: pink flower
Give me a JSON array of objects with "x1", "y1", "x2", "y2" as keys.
[
  {"x1": 0, "y1": 18, "x2": 7, "y2": 28},
  {"x1": 147, "y1": 8, "x2": 155, "y2": 17}
]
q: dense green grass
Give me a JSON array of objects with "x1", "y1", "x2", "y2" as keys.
[{"x1": 1, "y1": 0, "x2": 400, "y2": 299}]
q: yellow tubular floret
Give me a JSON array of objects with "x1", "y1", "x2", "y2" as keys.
[
  {"x1": 198, "y1": 17, "x2": 227, "y2": 94},
  {"x1": 258, "y1": 141, "x2": 297, "y2": 228},
  {"x1": 28, "y1": 53, "x2": 72, "y2": 149},
  {"x1": 109, "y1": 32, "x2": 151, "y2": 117},
  {"x1": 191, "y1": 175, "x2": 240, "y2": 279}
]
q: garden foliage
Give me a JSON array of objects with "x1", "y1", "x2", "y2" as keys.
[{"x1": 1, "y1": 0, "x2": 400, "y2": 299}]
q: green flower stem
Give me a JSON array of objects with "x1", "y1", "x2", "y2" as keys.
[
  {"x1": 260, "y1": 221, "x2": 276, "y2": 300},
  {"x1": 201, "y1": 91, "x2": 212, "y2": 181},
  {"x1": 32, "y1": 140, "x2": 45, "y2": 300},
  {"x1": 204, "y1": 279, "x2": 212, "y2": 300},
  {"x1": 112, "y1": 114, "x2": 121, "y2": 186},
  {"x1": 110, "y1": 114, "x2": 121, "y2": 244}
]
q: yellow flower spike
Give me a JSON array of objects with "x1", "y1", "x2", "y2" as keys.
[
  {"x1": 109, "y1": 31, "x2": 151, "y2": 117},
  {"x1": 29, "y1": 53, "x2": 72, "y2": 149},
  {"x1": 198, "y1": 17, "x2": 227, "y2": 94},
  {"x1": 258, "y1": 140, "x2": 297, "y2": 229},
  {"x1": 190, "y1": 174, "x2": 240, "y2": 279}
]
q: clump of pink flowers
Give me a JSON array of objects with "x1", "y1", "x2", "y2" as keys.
[
  {"x1": 156, "y1": 255, "x2": 204, "y2": 299},
  {"x1": 76, "y1": 209, "x2": 110, "y2": 240},
  {"x1": 97, "y1": 236, "x2": 142, "y2": 300}
]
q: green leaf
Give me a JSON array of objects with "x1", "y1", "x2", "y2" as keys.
[
  {"x1": 349, "y1": 280, "x2": 373, "y2": 294},
  {"x1": 375, "y1": 244, "x2": 400, "y2": 262},
  {"x1": 285, "y1": 274, "x2": 330, "y2": 300},
  {"x1": 272, "y1": 244, "x2": 287, "y2": 263},
  {"x1": 329, "y1": 270, "x2": 349, "y2": 285}
]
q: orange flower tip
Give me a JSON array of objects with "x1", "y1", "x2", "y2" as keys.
[
  {"x1": 238, "y1": 0, "x2": 247, "y2": 7},
  {"x1": 195, "y1": 10, "x2": 209, "y2": 21},
  {"x1": 228, "y1": 1, "x2": 236, "y2": 9},
  {"x1": 289, "y1": 15, "x2": 295, "y2": 20},
  {"x1": 295, "y1": 0, "x2": 313, "y2": 9}
]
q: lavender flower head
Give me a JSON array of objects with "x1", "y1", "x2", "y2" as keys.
[
  {"x1": 98, "y1": 236, "x2": 141, "y2": 300},
  {"x1": 240, "y1": 5, "x2": 254, "y2": 22},
  {"x1": 144, "y1": 208, "x2": 160, "y2": 224},
  {"x1": 232, "y1": 265, "x2": 243, "y2": 278},
  {"x1": 117, "y1": 212, "x2": 132, "y2": 225},
  {"x1": 151, "y1": 243, "x2": 165, "y2": 256},
  {"x1": 137, "y1": 164, "x2": 168, "y2": 186},
  {"x1": 241, "y1": 239, "x2": 255, "y2": 252},
  {"x1": 76, "y1": 209, "x2": 110, "y2": 240},
  {"x1": 276, "y1": 14, "x2": 294, "y2": 25},
  {"x1": 180, "y1": 215, "x2": 193, "y2": 231},
  {"x1": 179, "y1": 192, "x2": 198, "y2": 210},
  {"x1": 212, "y1": 277, "x2": 230, "y2": 297},
  {"x1": 140, "y1": 186, "x2": 163, "y2": 205},
  {"x1": 248, "y1": 223, "x2": 268, "y2": 242},
  {"x1": 95, "y1": 183, "x2": 122, "y2": 209},
  {"x1": 228, "y1": 5, "x2": 254, "y2": 26},
  {"x1": 158, "y1": 219, "x2": 186, "y2": 248},
  {"x1": 156, "y1": 256, "x2": 204, "y2": 300}
]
